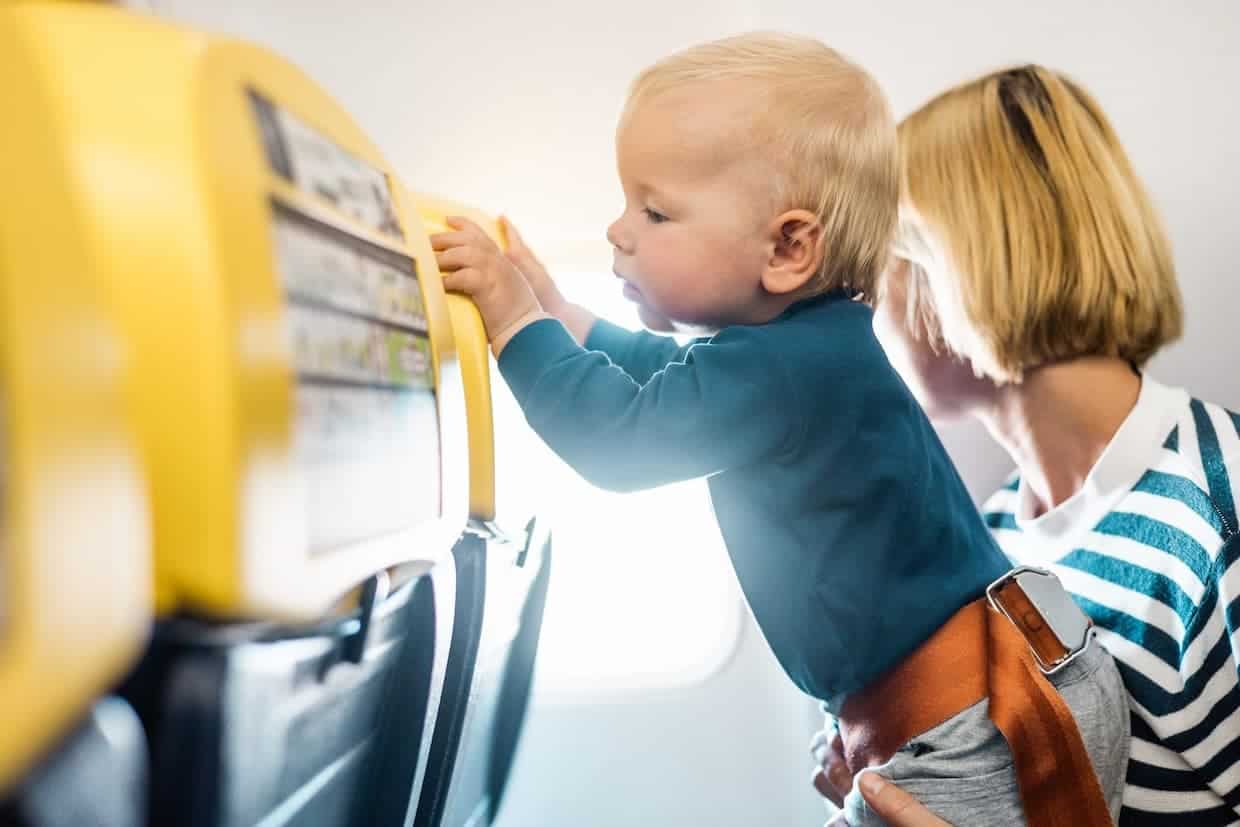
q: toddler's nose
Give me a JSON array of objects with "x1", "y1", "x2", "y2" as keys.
[{"x1": 606, "y1": 215, "x2": 633, "y2": 255}]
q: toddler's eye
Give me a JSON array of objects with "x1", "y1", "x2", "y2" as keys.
[{"x1": 643, "y1": 207, "x2": 668, "y2": 224}]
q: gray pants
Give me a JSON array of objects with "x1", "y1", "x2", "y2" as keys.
[{"x1": 839, "y1": 641, "x2": 1130, "y2": 826}]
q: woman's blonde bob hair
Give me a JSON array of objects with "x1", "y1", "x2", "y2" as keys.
[{"x1": 894, "y1": 64, "x2": 1182, "y2": 383}]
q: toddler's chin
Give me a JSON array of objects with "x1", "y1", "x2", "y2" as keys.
[{"x1": 637, "y1": 303, "x2": 678, "y2": 333}]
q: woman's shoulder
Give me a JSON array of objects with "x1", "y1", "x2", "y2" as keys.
[
  {"x1": 1149, "y1": 383, "x2": 1240, "y2": 544},
  {"x1": 983, "y1": 380, "x2": 1239, "y2": 533},
  {"x1": 983, "y1": 382, "x2": 1240, "y2": 576}
]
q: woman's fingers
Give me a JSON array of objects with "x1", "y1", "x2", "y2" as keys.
[{"x1": 857, "y1": 773, "x2": 952, "y2": 827}]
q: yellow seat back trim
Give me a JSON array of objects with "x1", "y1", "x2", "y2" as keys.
[
  {"x1": 413, "y1": 195, "x2": 502, "y2": 522},
  {"x1": 0, "y1": 3, "x2": 151, "y2": 790}
]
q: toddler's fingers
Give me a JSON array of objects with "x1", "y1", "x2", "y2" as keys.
[
  {"x1": 441, "y1": 267, "x2": 484, "y2": 295},
  {"x1": 499, "y1": 216, "x2": 532, "y2": 257},
  {"x1": 429, "y1": 230, "x2": 475, "y2": 251},
  {"x1": 812, "y1": 768, "x2": 845, "y2": 808},
  {"x1": 445, "y1": 216, "x2": 495, "y2": 248},
  {"x1": 435, "y1": 245, "x2": 485, "y2": 272},
  {"x1": 809, "y1": 729, "x2": 832, "y2": 763}
]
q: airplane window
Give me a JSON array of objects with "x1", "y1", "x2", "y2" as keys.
[{"x1": 492, "y1": 273, "x2": 744, "y2": 696}]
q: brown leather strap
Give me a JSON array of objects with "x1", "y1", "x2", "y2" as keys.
[
  {"x1": 987, "y1": 605, "x2": 1112, "y2": 825},
  {"x1": 838, "y1": 596, "x2": 1112, "y2": 826}
]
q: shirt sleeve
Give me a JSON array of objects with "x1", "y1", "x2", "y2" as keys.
[
  {"x1": 1184, "y1": 532, "x2": 1240, "y2": 814},
  {"x1": 1177, "y1": 446, "x2": 1240, "y2": 813},
  {"x1": 1098, "y1": 449, "x2": 1240, "y2": 817},
  {"x1": 498, "y1": 317, "x2": 804, "y2": 492},
  {"x1": 1129, "y1": 525, "x2": 1240, "y2": 816},
  {"x1": 583, "y1": 318, "x2": 695, "y2": 385}
]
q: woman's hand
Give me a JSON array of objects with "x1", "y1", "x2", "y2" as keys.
[
  {"x1": 858, "y1": 773, "x2": 953, "y2": 826},
  {"x1": 822, "y1": 775, "x2": 954, "y2": 827},
  {"x1": 812, "y1": 728, "x2": 954, "y2": 827}
]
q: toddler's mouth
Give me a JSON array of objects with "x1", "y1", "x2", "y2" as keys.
[{"x1": 613, "y1": 270, "x2": 644, "y2": 303}]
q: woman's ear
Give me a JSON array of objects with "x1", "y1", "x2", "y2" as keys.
[{"x1": 761, "y1": 209, "x2": 825, "y2": 295}]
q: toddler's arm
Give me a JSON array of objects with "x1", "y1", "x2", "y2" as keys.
[
  {"x1": 583, "y1": 319, "x2": 693, "y2": 385},
  {"x1": 495, "y1": 318, "x2": 800, "y2": 492}
]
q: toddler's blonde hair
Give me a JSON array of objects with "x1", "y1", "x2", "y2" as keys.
[{"x1": 625, "y1": 32, "x2": 898, "y2": 299}]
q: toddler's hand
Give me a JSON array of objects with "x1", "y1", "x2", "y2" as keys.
[
  {"x1": 497, "y1": 215, "x2": 598, "y2": 345},
  {"x1": 810, "y1": 727, "x2": 851, "y2": 807},
  {"x1": 432, "y1": 216, "x2": 547, "y2": 354},
  {"x1": 500, "y1": 217, "x2": 565, "y2": 315}
]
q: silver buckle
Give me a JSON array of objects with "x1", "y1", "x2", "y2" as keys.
[{"x1": 986, "y1": 566, "x2": 1094, "y2": 675}]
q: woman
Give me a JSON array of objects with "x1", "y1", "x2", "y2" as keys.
[{"x1": 817, "y1": 65, "x2": 1240, "y2": 825}]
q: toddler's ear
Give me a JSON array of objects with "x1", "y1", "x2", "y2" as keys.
[{"x1": 762, "y1": 210, "x2": 824, "y2": 295}]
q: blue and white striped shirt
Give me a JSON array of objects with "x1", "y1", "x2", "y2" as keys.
[{"x1": 982, "y1": 376, "x2": 1240, "y2": 825}]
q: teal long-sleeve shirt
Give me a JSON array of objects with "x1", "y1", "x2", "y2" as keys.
[{"x1": 497, "y1": 292, "x2": 1010, "y2": 705}]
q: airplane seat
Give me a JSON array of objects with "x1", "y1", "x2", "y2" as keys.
[
  {"x1": 410, "y1": 532, "x2": 489, "y2": 827},
  {"x1": 0, "y1": 8, "x2": 155, "y2": 825},
  {"x1": 416, "y1": 522, "x2": 552, "y2": 827},
  {"x1": 121, "y1": 571, "x2": 439, "y2": 827},
  {"x1": 487, "y1": 530, "x2": 552, "y2": 820},
  {"x1": 0, "y1": 698, "x2": 148, "y2": 827},
  {"x1": 358, "y1": 573, "x2": 453, "y2": 827},
  {"x1": 7, "y1": 3, "x2": 552, "y2": 824},
  {"x1": 5, "y1": 3, "x2": 465, "y2": 824},
  {"x1": 398, "y1": 202, "x2": 555, "y2": 827}
]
